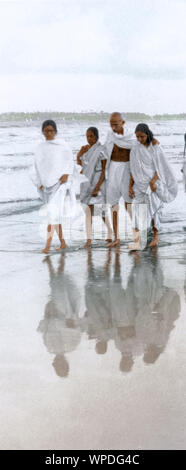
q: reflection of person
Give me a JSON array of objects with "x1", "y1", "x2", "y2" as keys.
[
  {"x1": 77, "y1": 127, "x2": 112, "y2": 247},
  {"x1": 129, "y1": 123, "x2": 178, "y2": 250},
  {"x1": 82, "y1": 249, "x2": 113, "y2": 354},
  {"x1": 37, "y1": 254, "x2": 82, "y2": 377},
  {"x1": 30, "y1": 120, "x2": 75, "y2": 254},
  {"x1": 110, "y1": 247, "x2": 140, "y2": 373},
  {"x1": 130, "y1": 251, "x2": 181, "y2": 365}
]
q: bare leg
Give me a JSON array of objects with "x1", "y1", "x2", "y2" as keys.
[
  {"x1": 102, "y1": 215, "x2": 113, "y2": 242},
  {"x1": 84, "y1": 205, "x2": 93, "y2": 248},
  {"x1": 125, "y1": 202, "x2": 132, "y2": 220},
  {"x1": 149, "y1": 222, "x2": 159, "y2": 247},
  {"x1": 128, "y1": 228, "x2": 142, "y2": 251},
  {"x1": 55, "y1": 224, "x2": 67, "y2": 250},
  {"x1": 107, "y1": 205, "x2": 120, "y2": 247},
  {"x1": 42, "y1": 224, "x2": 55, "y2": 254}
]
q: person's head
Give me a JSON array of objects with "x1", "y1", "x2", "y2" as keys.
[
  {"x1": 120, "y1": 353, "x2": 134, "y2": 373},
  {"x1": 95, "y1": 340, "x2": 107, "y2": 355},
  {"x1": 110, "y1": 112, "x2": 125, "y2": 134},
  {"x1": 52, "y1": 354, "x2": 69, "y2": 378},
  {"x1": 86, "y1": 127, "x2": 99, "y2": 146},
  {"x1": 42, "y1": 120, "x2": 57, "y2": 141},
  {"x1": 135, "y1": 123, "x2": 154, "y2": 146}
]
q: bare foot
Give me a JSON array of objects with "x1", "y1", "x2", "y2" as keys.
[
  {"x1": 148, "y1": 237, "x2": 158, "y2": 248},
  {"x1": 84, "y1": 239, "x2": 92, "y2": 248},
  {"x1": 107, "y1": 239, "x2": 120, "y2": 248},
  {"x1": 56, "y1": 241, "x2": 67, "y2": 251},
  {"x1": 42, "y1": 247, "x2": 50, "y2": 254},
  {"x1": 105, "y1": 238, "x2": 112, "y2": 243},
  {"x1": 128, "y1": 242, "x2": 142, "y2": 251}
]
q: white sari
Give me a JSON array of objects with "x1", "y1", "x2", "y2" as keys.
[{"x1": 130, "y1": 142, "x2": 178, "y2": 230}]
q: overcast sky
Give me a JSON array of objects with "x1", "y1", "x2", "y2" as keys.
[{"x1": 0, "y1": 0, "x2": 186, "y2": 114}]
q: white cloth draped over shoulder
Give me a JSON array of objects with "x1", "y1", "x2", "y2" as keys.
[
  {"x1": 80, "y1": 141, "x2": 106, "y2": 205},
  {"x1": 103, "y1": 127, "x2": 135, "y2": 205},
  {"x1": 103, "y1": 127, "x2": 135, "y2": 177},
  {"x1": 130, "y1": 142, "x2": 178, "y2": 230},
  {"x1": 30, "y1": 137, "x2": 78, "y2": 223},
  {"x1": 130, "y1": 142, "x2": 178, "y2": 203}
]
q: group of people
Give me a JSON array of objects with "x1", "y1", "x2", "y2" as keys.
[{"x1": 31, "y1": 113, "x2": 178, "y2": 254}]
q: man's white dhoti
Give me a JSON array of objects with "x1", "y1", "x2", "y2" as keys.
[{"x1": 106, "y1": 161, "x2": 132, "y2": 206}]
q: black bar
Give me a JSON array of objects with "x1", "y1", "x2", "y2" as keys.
[{"x1": 0, "y1": 450, "x2": 185, "y2": 467}]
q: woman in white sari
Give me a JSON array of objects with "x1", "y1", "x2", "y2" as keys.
[
  {"x1": 129, "y1": 123, "x2": 178, "y2": 250},
  {"x1": 77, "y1": 127, "x2": 112, "y2": 247},
  {"x1": 31, "y1": 120, "x2": 76, "y2": 253}
]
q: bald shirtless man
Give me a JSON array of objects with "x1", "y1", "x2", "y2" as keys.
[{"x1": 104, "y1": 112, "x2": 134, "y2": 247}]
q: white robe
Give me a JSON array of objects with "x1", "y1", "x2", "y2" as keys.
[
  {"x1": 30, "y1": 137, "x2": 77, "y2": 224},
  {"x1": 130, "y1": 142, "x2": 178, "y2": 230},
  {"x1": 103, "y1": 127, "x2": 135, "y2": 205}
]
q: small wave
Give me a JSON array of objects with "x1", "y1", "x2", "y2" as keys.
[
  {"x1": 0, "y1": 197, "x2": 39, "y2": 205},
  {"x1": 0, "y1": 152, "x2": 34, "y2": 157},
  {"x1": 0, "y1": 165, "x2": 31, "y2": 172},
  {"x1": 0, "y1": 201, "x2": 42, "y2": 217}
]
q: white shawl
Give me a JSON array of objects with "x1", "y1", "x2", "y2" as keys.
[
  {"x1": 103, "y1": 127, "x2": 135, "y2": 178},
  {"x1": 31, "y1": 137, "x2": 74, "y2": 188},
  {"x1": 130, "y1": 143, "x2": 178, "y2": 203}
]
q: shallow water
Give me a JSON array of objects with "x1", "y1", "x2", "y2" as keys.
[{"x1": 0, "y1": 119, "x2": 186, "y2": 450}]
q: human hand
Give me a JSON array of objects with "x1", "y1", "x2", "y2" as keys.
[
  {"x1": 152, "y1": 138, "x2": 159, "y2": 146},
  {"x1": 78, "y1": 145, "x2": 90, "y2": 158},
  {"x1": 149, "y1": 179, "x2": 156, "y2": 192},
  {"x1": 39, "y1": 185, "x2": 44, "y2": 190},
  {"x1": 60, "y1": 174, "x2": 68, "y2": 184}
]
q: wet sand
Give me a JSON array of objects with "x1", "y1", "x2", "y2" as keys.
[{"x1": 0, "y1": 222, "x2": 186, "y2": 449}]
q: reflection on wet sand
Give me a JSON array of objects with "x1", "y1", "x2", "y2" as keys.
[
  {"x1": 82, "y1": 249, "x2": 113, "y2": 356},
  {"x1": 37, "y1": 254, "x2": 82, "y2": 378},
  {"x1": 129, "y1": 250, "x2": 181, "y2": 366},
  {"x1": 38, "y1": 248, "x2": 181, "y2": 377}
]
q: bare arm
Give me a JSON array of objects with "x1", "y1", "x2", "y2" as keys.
[
  {"x1": 77, "y1": 145, "x2": 90, "y2": 165},
  {"x1": 149, "y1": 171, "x2": 159, "y2": 192},
  {"x1": 59, "y1": 174, "x2": 69, "y2": 184},
  {"x1": 129, "y1": 173, "x2": 135, "y2": 198}
]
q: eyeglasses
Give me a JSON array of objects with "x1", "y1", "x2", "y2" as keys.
[{"x1": 43, "y1": 129, "x2": 56, "y2": 133}]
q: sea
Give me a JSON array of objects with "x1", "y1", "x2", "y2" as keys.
[{"x1": 0, "y1": 115, "x2": 186, "y2": 252}]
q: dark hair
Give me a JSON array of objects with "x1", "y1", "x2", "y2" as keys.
[
  {"x1": 86, "y1": 126, "x2": 99, "y2": 140},
  {"x1": 135, "y1": 123, "x2": 154, "y2": 144},
  {"x1": 42, "y1": 119, "x2": 57, "y2": 133}
]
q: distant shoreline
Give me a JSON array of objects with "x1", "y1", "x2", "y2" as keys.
[{"x1": 0, "y1": 111, "x2": 186, "y2": 122}]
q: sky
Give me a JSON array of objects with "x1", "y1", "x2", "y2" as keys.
[{"x1": 0, "y1": 0, "x2": 186, "y2": 114}]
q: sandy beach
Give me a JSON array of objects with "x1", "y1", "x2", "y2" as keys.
[{"x1": 0, "y1": 118, "x2": 186, "y2": 450}]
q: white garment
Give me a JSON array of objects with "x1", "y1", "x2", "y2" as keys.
[
  {"x1": 107, "y1": 161, "x2": 132, "y2": 205},
  {"x1": 33, "y1": 137, "x2": 74, "y2": 188},
  {"x1": 130, "y1": 142, "x2": 178, "y2": 202},
  {"x1": 132, "y1": 188, "x2": 163, "y2": 230},
  {"x1": 104, "y1": 127, "x2": 135, "y2": 178},
  {"x1": 30, "y1": 137, "x2": 78, "y2": 223},
  {"x1": 130, "y1": 142, "x2": 178, "y2": 230}
]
